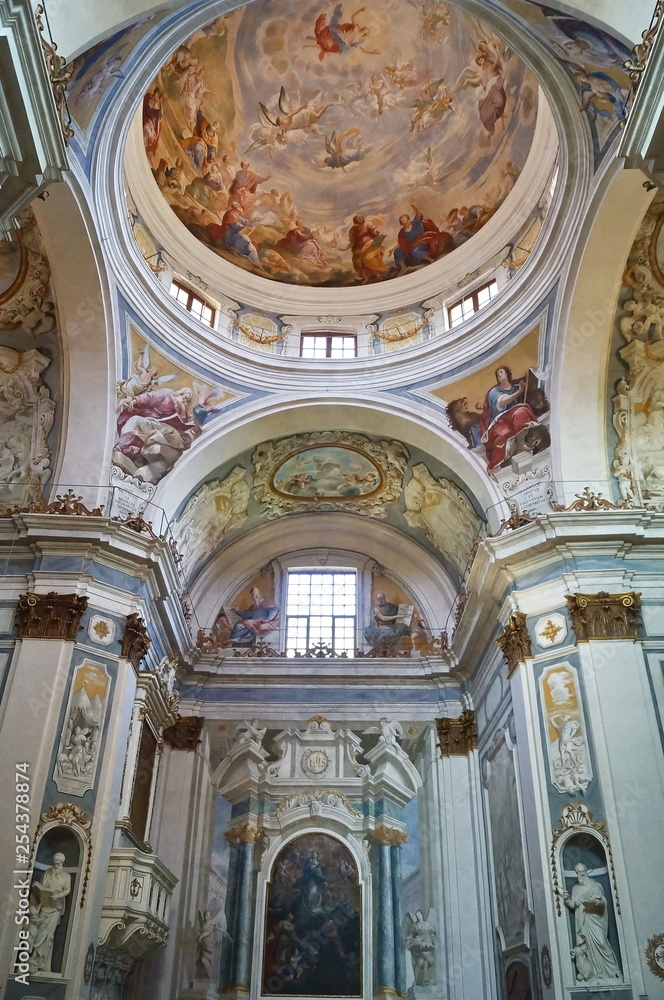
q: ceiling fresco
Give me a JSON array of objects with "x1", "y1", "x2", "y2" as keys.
[{"x1": 143, "y1": 0, "x2": 538, "y2": 287}]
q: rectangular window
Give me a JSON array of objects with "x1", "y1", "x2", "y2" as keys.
[
  {"x1": 301, "y1": 334, "x2": 357, "y2": 358},
  {"x1": 286, "y1": 571, "x2": 357, "y2": 656},
  {"x1": 447, "y1": 279, "x2": 498, "y2": 329},
  {"x1": 169, "y1": 279, "x2": 215, "y2": 327}
]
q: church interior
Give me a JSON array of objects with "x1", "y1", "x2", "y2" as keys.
[{"x1": 0, "y1": 0, "x2": 663, "y2": 998}]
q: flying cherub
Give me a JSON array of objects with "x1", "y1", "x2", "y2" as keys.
[
  {"x1": 314, "y1": 127, "x2": 369, "y2": 169},
  {"x1": 248, "y1": 87, "x2": 334, "y2": 151},
  {"x1": 76, "y1": 53, "x2": 124, "y2": 103},
  {"x1": 307, "y1": 4, "x2": 379, "y2": 60},
  {"x1": 118, "y1": 345, "x2": 176, "y2": 400}
]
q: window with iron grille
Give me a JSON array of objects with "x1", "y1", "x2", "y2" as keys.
[{"x1": 286, "y1": 571, "x2": 357, "y2": 656}]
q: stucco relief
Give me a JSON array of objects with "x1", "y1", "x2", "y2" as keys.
[
  {"x1": 175, "y1": 466, "x2": 250, "y2": 575},
  {"x1": 0, "y1": 209, "x2": 56, "y2": 336},
  {"x1": 613, "y1": 194, "x2": 664, "y2": 509},
  {"x1": 0, "y1": 348, "x2": 56, "y2": 508},
  {"x1": 54, "y1": 660, "x2": 110, "y2": 796},
  {"x1": 539, "y1": 662, "x2": 592, "y2": 794},
  {"x1": 403, "y1": 462, "x2": 482, "y2": 576}
]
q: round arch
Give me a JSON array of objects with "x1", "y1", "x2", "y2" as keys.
[
  {"x1": 155, "y1": 395, "x2": 503, "y2": 527},
  {"x1": 549, "y1": 165, "x2": 654, "y2": 500}
]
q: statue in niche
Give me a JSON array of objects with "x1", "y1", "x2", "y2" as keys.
[
  {"x1": 28, "y1": 852, "x2": 72, "y2": 973},
  {"x1": 563, "y1": 863, "x2": 622, "y2": 983},
  {"x1": 403, "y1": 909, "x2": 437, "y2": 986}
]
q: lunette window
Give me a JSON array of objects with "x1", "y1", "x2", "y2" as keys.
[
  {"x1": 285, "y1": 571, "x2": 357, "y2": 656},
  {"x1": 447, "y1": 279, "x2": 498, "y2": 329},
  {"x1": 169, "y1": 279, "x2": 215, "y2": 327}
]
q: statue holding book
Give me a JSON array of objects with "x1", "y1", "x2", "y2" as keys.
[{"x1": 29, "y1": 852, "x2": 72, "y2": 973}]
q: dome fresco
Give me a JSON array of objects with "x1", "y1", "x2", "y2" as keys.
[{"x1": 143, "y1": 0, "x2": 539, "y2": 287}]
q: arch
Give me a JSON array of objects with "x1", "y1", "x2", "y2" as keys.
[
  {"x1": 32, "y1": 172, "x2": 117, "y2": 505},
  {"x1": 550, "y1": 165, "x2": 654, "y2": 500},
  {"x1": 155, "y1": 395, "x2": 501, "y2": 523},
  {"x1": 191, "y1": 515, "x2": 458, "y2": 634}
]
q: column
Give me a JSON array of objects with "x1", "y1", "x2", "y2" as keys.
[
  {"x1": 220, "y1": 823, "x2": 260, "y2": 998},
  {"x1": 418, "y1": 719, "x2": 496, "y2": 1000},
  {"x1": 374, "y1": 834, "x2": 396, "y2": 997},
  {"x1": 390, "y1": 842, "x2": 407, "y2": 996}
]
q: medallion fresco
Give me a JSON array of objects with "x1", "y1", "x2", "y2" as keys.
[
  {"x1": 253, "y1": 432, "x2": 409, "y2": 517},
  {"x1": 143, "y1": 0, "x2": 538, "y2": 287},
  {"x1": 262, "y1": 833, "x2": 361, "y2": 996}
]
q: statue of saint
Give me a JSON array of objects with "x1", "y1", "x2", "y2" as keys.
[
  {"x1": 563, "y1": 863, "x2": 622, "y2": 983},
  {"x1": 29, "y1": 852, "x2": 72, "y2": 973},
  {"x1": 195, "y1": 909, "x2": 217, "y2": 980},
  {"x1": 403, "y1": 909, "x2": 437, "y2": 986}
]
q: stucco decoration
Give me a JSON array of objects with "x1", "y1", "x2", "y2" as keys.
[
  {"x1": 0, "y1": 348, "x2": 56, "y2": 508},
  {"x1": 403, "y1": 463, "x2": 482, "y2": 576},
  {"x1": 174, "y1": 466, "x2": 250, "y2": 576},
  {"x1": 252, "y1": 432, "x2": 409, "y2": 518},
  {"x1": 54, "y1": 660, "x2": 110, "y2": 796},
  {"x1": 539, "y1": 662, "x2": 592, "y2": 794},
  {"x1": 613, "y1": 195, "x2": 664, "y2": 508},
  {"x1": 0, "y1": 209, "x2": 56, "y2": 336},
  {"x1": 143, "y1": 0, "x2": 538, "y2": 287}
]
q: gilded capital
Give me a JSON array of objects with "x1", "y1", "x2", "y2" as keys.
[
  {"x1": 566, "y1": 592, "x2": 642, "y2": 641},
  {"x1": 16, "y1": 591, "x2": 88, "y2": 640},
  {"x1": 225, "y1": 824, "x2": 261, "y2": 845},
  {"x1": 436, "y1": 710, "x2": 478, "y2": 756},
  {"x1": 370, "y1": 826, "x2": 409, "y2": 846},
  {"x1": 496, "y1": 611, "x2": 532, "y2": 676},
  {"x1": 163, "y1": 715, "x2": 204, "y2": 751}
]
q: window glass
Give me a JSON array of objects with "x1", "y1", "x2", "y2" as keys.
[{"x1": 286, "y1": 571, "x2": 357, "y2": 656}]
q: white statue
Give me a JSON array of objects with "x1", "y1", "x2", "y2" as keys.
[
  {"x1": 563, "y1": 863, "x2": 622, "y2": 983},
  {"x1": 235, "y1": 718, "x2": 266, "y2": 745},
  {"x1": 365, "y1": 717, "x2": 403, "y2": 745},
  {"x1": 550, "y1": 715, "x2": 590, "y2": 793},
  {"x1": 403, "y1": 909, "x2": 437, "y2": 986},
  {"x1": 28, "y1": 853, "x2": 72, "y2": 972}
]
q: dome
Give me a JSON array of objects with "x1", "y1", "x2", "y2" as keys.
[{"x1": 141, "y1": 0, "x2": 540, "y2": 289}]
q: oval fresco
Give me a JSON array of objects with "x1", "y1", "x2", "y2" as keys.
[
  {"x1": 143, "y1": 0, "x2": 539, "y2": 287},
  {"x1": 271, "y1": 446, "x2": 383, "y2": 499}
]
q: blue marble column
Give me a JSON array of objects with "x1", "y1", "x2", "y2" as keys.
[
  {"x1": 375, "y1": 835, "x2": 396, "y2": 995},
  {"x1": 219, "y1": 824, "x2": 259, "y2": 993},
  {"x1": 391, "y1": 843, "x2": 407, "y2": 996},
  {"x1": 218, "y1": 840, "x2": 240, "y2": 990}
]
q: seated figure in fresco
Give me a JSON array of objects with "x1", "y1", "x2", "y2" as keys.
[
  {"x1": 392, "y1": 206, "x2": 452, "y2": 273},
  {"x1": 222, "y1": 586, "x2": 280, "y2": 646},
  {"x1": 364, "y1": 592, "x2": 410, "y2": 647},
  {"x1": 479, "y1": 366, "x2": 539, "y2": 474}
]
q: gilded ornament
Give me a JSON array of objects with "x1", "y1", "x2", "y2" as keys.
[
  {"x1": 370, "y1": 826, "x2": 409, "y2": 846},
  {"x1": 539, "y1": 619, "x2": 562, "y2": 643},
  {"x1": 225, "y1": 824, "x2": 261, "y2": 845},
  {"x1": 566, "y1": 591, "x2": 642, "y2": 641},
  {"x1": 436, "y1": 710, "x2": 477, "y2": 756},
  {"x1": 16, "y1": 591, "x2": 88, "y2": 640},
  {"x1": 121, "y1": 613, "x2": 151, "y2": 668},
  {"x1": 163, "y1": 716, "x2": 204, "y2": 751},
  {"x1": 496, "y1": 611, "x2": 532, "y2": 675}
]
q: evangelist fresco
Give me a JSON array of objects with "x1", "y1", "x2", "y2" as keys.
[
  {"x1": 67, "y1": 7, "x2": 173, "y2": 133},
  {"x1": 364, "y1": 570, "x2": 425, "y2": 651},
  {"x1": 433, "y1": 327, "x2": 550, "y2": 478},
  {"x1": 112, "y1": 330, "x2": 239, "y2": 485},
  {"x1": 213, "y1": 570, "x2": 280, "y2": 648},
  {"x1": 262, "y1": 833, "x2": 361, "y2": 996},
  {"x1": 143, "y1": 0, "x2": 538, "y2": 287},
  {"x1": 500, "y1": 1, "x2": 630, "y2": 151}
]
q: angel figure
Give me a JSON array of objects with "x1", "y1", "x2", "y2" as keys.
[
  {"x1": 118, "y1": 345, "x2": 176, "y2": 400},
  {"x1": 365, "y1": 717, "x2": 403, "y2": 746},
  {"x1": 403, "y1": 909, "x2": 437, "y2": 986},
  {"x1": 307, "y1": 4, "x2": 379, "y2": 60},
  {"x1": 252, "y1": 87, "x2": 334, "y2": 149},
  {"x1": 454, "y1": 39, "x2": 508, "y2": 135},
  {"x1": 195, "y1": 909, "x2": 220, "y2": 980},
  {"x1": 314, "y1": 127, "x2": 368, "y2": 169},
  {"x1": 409, "y1": 79, "x2": 454, "y2": 136},
  {"x1": 75, "y1": 52, "x2": 124, "y2": 104}
]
